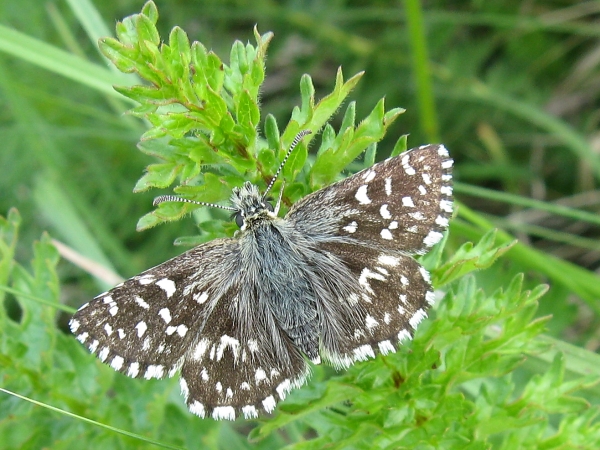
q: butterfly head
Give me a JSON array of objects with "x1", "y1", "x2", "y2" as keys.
[{"x1": 230, "y1": 181, "x2": 276, "y2": 231}]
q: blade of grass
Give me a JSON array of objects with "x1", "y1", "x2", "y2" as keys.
[
  {"x1": 454, "y1": 203, "x2": 600, "y2": 313},
  {"x1": 0, "y1": 24, "x2": 134, "y2": 97},
  {"x1": 404, "y1": 0, "x2": 439, "y2": 142},
  {"x1": 0, "y1": 387, "x2": 184, "y2": 450},
  {"x1": 455, "y1": 182, "x2": 600, "y2": 227}
]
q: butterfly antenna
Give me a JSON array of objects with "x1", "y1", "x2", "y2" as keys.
[
  {"x1": 263, "y1": 130, "x2": 312, "y2": 198},
  {"x1": 153, "y1": 195, "x2": 237, "y2": 211}
]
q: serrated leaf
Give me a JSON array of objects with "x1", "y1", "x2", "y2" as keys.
[
  {"x1": 133, "y1": 162, "x2": 179, "y2": 191},
  {"x1": 236, "y1": 90, "x2": 260, "y2": 135},
  {"x1": 434, "y1": 229, "x2": 516, "y2": 286},
  {"x1": 141, "y1": 0, "x2": 158, "y2": 23},
  {"x1": 136, "y1": 13, "x2": 160, "y2": 47}
]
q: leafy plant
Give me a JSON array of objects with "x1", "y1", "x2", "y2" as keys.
[{"x1": 1, "y1": 2, "x2": 600, "y2": 449}]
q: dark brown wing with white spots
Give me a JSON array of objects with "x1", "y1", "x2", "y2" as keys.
[
  {"x1": 179, "y1": 291, "x2": 308, "y2": 420},
  {"x1": 315, "y1": 242, "x2": 434, "y2": 368},
  {"x1": 70, "y1": 238, "x2": 309, "y2": 420},
  {"x1": 70, "y1": 239, "x2": 237, "y2": 381},
  {"x1": 288, "y1": 145, "x2": 453, "y2": 255}
]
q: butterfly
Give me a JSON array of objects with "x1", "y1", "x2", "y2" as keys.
[{"x1": 70, "y1": 131, "x2": 453, "y2": 420}]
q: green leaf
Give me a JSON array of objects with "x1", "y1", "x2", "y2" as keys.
[{"x1": 434, "y1": 229, "x2": 516, "y2": 286}]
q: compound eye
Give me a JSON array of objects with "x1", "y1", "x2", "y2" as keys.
[
  {"x1": 264, "y1": 202, "x2": 274, "y2": 212},
  {"x1": 235, "y1": 211, "x2": 244, "y2": 228}
]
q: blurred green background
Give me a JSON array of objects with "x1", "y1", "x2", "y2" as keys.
[{"x1": 2, "y1": 0, "x2": 600, "y2": 403}]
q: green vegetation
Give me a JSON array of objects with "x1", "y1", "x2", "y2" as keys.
[{"x1": 1, "y1": 1, "x2": 600, "y2": 448}]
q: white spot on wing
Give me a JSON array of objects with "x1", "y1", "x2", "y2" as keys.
[
  {"x1": 441, "y1": 185, "x2": 453, "y2": 196},
  {"x1": 422, "y1": 173, "x2": 432, "y2": 185},
  {"x1": 359, "y1": 268, "x2": 386, "y2": 294},
  {"x1": 398, "y1": 329, "x2": 412, "y2": 342},
  {"x1": 242, "y1": 405, "x2": 258, "y2": 419},
  {"x1": 134, "y1": 296, "x2": 150, "y2": 309},
  {"x1": 426, "y1": 291, "x2": 436, "y2": 305},
  {"x1": 378, "y1": 254, "x2": 399, "y2": 266},
  {"x1": 158, "y1": 307, "x2": 172, "y2": 324},
  {"x1": 418, "y1": 185, "x2": 427, "y2": 195},
  {"x1": 138, "y1": 275, "x2": 155, "y2": 285},
  {"x1": 343, "y1": 221, "x2": 358, "y2": 233},
  {"x1": 109, "y1": 306, "x2": 118, "y2": 316},
  {"x1": 378, "y1": 340, "x2": 396, "y2": 355},
  {"x1": 401, "y1": 154, "x2": 416, "y2": 175},
  {"x1": 144, "y1": 364, "x2": 164, "y2": 379},
  {"x1": 276, "y1": 379, "x2": 291, "y2": 399},
  {"x1": 104, "y1": 323, "x2": 113, "y2": 336},
  {"x1": 212, "y1": 406, "x2": 236, "y2": 420},
  {"x1": 353, "y1": 344, "x2": 375, "y2": 361},
  {"x1": 88, "y1": 340, "x2": 99, "y2": 353},
  {"x1": 365, "y1": 314, "x2": 379, "y2": 330},
  {"x1": 70, "y1": 319, "x2": 80, "y2": 332},
  {"x1": 385, "y1": 177, "x2": 392, "y2": 195},
  {"x1": 442, "y1": 159, "x2": 453, "y2": 169},
  {"x1": 423, "y1": 230, "x2": 444, "y2": 247},
  {"x1": 380, "y1": 204, "x2": 392, "y2": 219},
  {"x1": 135, "y1": 321, "x2": 147, "y2": 337},
  {"x1": 155, "y1": 278, "x2": 176, "y2": 298},
  {"x1": 409, "y1": 211, "x2": 425, "y2": 221},
  {"x1": 262, "y1": 395, "x2": 277, "y2": 413},
  {"x1": 180, "y1": 377, "x2": 189, "y2": 401},
  {"x1": 255, "y1": 368, "x2": 267, "y2": 384},
  {"x1": 110, "y1": 355, "x2": 124, "y2": 371},
  {"x1": 440, "y1": 200, "x2": 453, "y2": 213},
  {"x1": 189, "y1": 401, "x2": 205, "y2": 418},
  {"x1": 98, "y1": 347, "x2": 109, "y2": 362},
  {"x1": 435, "y1": 215, "x2": 449, "y2": 227},
  {"x1": 355, "y1": 185, "x2": 371, "y2": 205},
  {"x1": 216, "y1": 335, "x2": 240, "y2": 361},
  {"x1": 363, "y1": 169, "x2": 376, "y2": 182},
  {"x1": 402, "y1": 196, "x2": 415, "y2": 207},
  {"x1": 248, "y1": 339, "x2": 259, "y2": 353},
  {"x1": 194, "y1": 291, "x2": 209, "y2": 304},
  {"x1": 381, "y1": 229, "x2": 393, "y2": 240},
  {"x1": 127, "y1": 362, "x2": 140, "y2": 377},
  {"x1": 409, "y1": 309, "x2": 427, "y2": 329}
]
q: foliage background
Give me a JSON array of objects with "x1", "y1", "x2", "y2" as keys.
[{"x1": 1, "y1": 0, "x2": 600, "y2": 448}]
